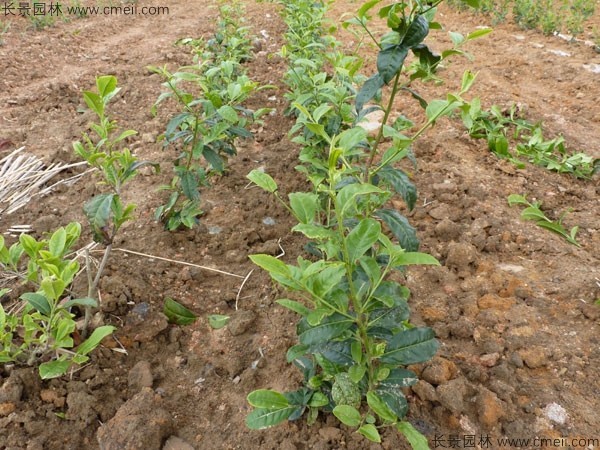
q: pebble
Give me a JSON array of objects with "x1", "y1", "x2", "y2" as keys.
[
  {"x1": 128, "y1": 361, "x2": 154, "y2": 393},
  {"x1": 476, "y1": 388, "x2": 506, "y2": 429},
  {"x1": 519, "y1": 347, "x2": 548, "y2": 369},
  {"x1": 0, "y1": 374, "x2": 23, "y2": 403},
  {"x1": 479, "y1": 353, "x2": 501, "y2": 367},
  {"x1": 163, "y1": 436, "x2": 195, "y2": 450},
  {"x1": 421, "y1": 357, "x2": 458, "y2": 385},
  {"x1": 0, "y1": 402, "x2": 16, "y2": 416},
  {"x1": 445, "y1": 242, "x2": 478, "y2": 272},
  {"x1": 435, "y1": 218, "x2": 462, "y2": 241},
  {"x1": 412, "y1": 380, "x2": 438, "y2": 402},
  {"x1": 228, "y1": 310, "x2": 257, "y2": 336},
  {"x1": 436, "y1": 378, "x2": 468, "y2": 414},
  {"x1": 543, "y1": 403, "x2": 568, "y2": 425}
]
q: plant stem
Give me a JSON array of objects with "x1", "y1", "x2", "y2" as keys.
[
  {"x1": 83, "y1": 243, "x2": 112, "y2": 336},
  {"x1": 365, "y1": 70, "x2": 403, "y2": 181}
]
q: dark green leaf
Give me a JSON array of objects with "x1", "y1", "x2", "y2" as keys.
[
  {"x1": 315, "y1": 340, "x2": 354, "y2": 366},
  {"x1": 401, "y1": 15, "x2": 429, "y2": 48},
  {"x1": 20, "y1": 293, "x2": 51, "y2": 316},
  {"x1": 374, "y1": 208, "x2": 419, "y2": 251},
  {"x1": 346, "y1": 219, "x2": 381, "y2": 262},
  {"x1": 83, "y1": 194, "x2": 114, "y2": 243},
  {"x1": 356, "y1": 74, "x2": 384, "y2": 113},
  {"x1": 163, "y1": 298, "x2": 197, "y2": 325},
  {"x1": 377, "y1": 45, "x2": 408, "y2": 84},
  {"x1": 380, "y1": 368, "x2": 419, "y2": 388},
  {"x1": 369, "y1": 304, "x2": 409, "y2": 330},
  {"x1": 375, "y1": 388, "x2": 408, "y2": 419},
  {"x1": 377, "y1": 166, "x2": 417, "y2": 210},
  {"x1": 367, "y1": 391, "x2": 397, "y2": 422},
  {"x1": 381, "y1": 327, "x2": 439, "y2": 364},
  {"x1": 276, "y1": 299, "x2": 309, "y2": 316},
  {"x1": 203, "y1": 148, "x2": 225, "y2": 173},
  {"x1": 180, "y1": 171, "x2": 200, "y2": 201},
  {"x1": 298, "y1": 314, "x2": 353, "y2": 346}
]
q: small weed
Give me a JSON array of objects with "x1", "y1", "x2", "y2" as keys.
[{"x1": 508, "y1": 194, "x2": 580, "y2": 246}]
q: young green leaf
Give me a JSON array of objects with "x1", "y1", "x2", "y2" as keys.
[
  {"x1": 20, "y1": 293, "x2": 51, "y2": 316},
  {"x1": 276, "y1": 299, "x2": 310, "y2": 316},
  {"x1": 208, "y1": 314, "x2": 230, "y2": 329},
  {"x1": 358, "y1": 424, "x2": 381, "y2": 443},
  {"x1": 39, "y1": 360, "x2": 71, "y2": 380},
  {"x1": 247, "y1": 169, "x2": 278, "y2": 193},
  {"x1": 333, "y1": 405, "x2": 362, "y2": 427},
  {"x1": 397, "y1": 421, "x2": 430, "y2": 450},
  {"x1": 246, "y1": 406, "x2": 296, "y2": 430},
  {"x1": 247, "y1": 390, "x2": 290, "y2": 409},
  {"x1": 164, "y1": 298, "x2": 197, "y2": 325},
  {"x1": 346, "y1": 219, "x2": 381, "y2": 262},
  {"x1": 367, "y1": 391, "x2": 397, "y2": 422},
  {"x1": 75, "y1": 325, "x2": 116, "y2": 356}
]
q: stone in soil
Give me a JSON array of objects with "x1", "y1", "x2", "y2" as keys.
[
  {"x1": 445, "y1": 242, "x2": 478, "y2": 273},
  {"x1": 0, "y1": 373, "x2": 23, "y2": 403},
  {"x1": 519, "y1": 347, "x2": 548, "y2": 369},
  {"x1": 227, "y1": 310, "x2": 257, "y2": 336},
  {"x1": 421, "y1": 357, "x2": 459, "y2": 385},
  {"x1": 128, "y1": 361, "x2": 154, "y2": 393},
  {"x1": 162, "y1": 435, "x2": 195, "y2": 450},
  {"x1": 476, "y1": 387, "x2": 507, "y2": 429},
  {"x1": 97, "y1": 388, "x2": 173, "y2": 450},
  {"x1": 436, "y1": 378, "x2": 469, "y2": 414}
]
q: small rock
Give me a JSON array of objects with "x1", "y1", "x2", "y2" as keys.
[
  {"x1": 580, "y1": 303, "x2": 600, "y2": 320},
  {"x1": 433, "y1": 181, "x2": 458, "y2": 194},
  {"x1": 412, "y1": 380, "x2": 438, "y2": 402},
  {"x1": 0, "y1": 373, "x2": 23, "y2": 403},
  {"x1": 445, "y1": 242, "x2": 478, "y2": 272},
  {"x1": 509, "y1": 352, "x2": 524, "y2": 368},
  {"x1": 479, "y1": 353, "x2": 501, "y2": 367},
  {"x1": 476, "y1": 388, "x2": 506, "y2": 429},
  {"x1": 163, "y1": 435, "x2": 195, "y2": 450},
  {"x1": 228, "y1": 310, "x2": 256, "y2": 336},
  {"x1": 421, "y1": 357, "x2": 458, "y2": 385},
  {"x1": 435, "y1": 219, "x2": 461, "y2": 241},
  {"x1": 97, "y1": 388, "x2": 173, "y2": 450},
  {"x1": 543, "y1": 403, "x2": 568, "y2": 425},
  {"x1": 436, "y1": 378, "x2": 468, "y2": 414},
  {"x1": 519, "y1": 347, "x2": 548, "y2": 368},
  {"x1": 0, "y1": 402, "x2": 16, "y2": 416},
  {"x1": 429, "y1": 205, "x2": 450, "y2": 220},
  {"x1": 128, "y1": 361, "x2": 154, "y2": 393},
  {"x1": 40, "y1": 389, "x2": 65, "y2": 407},
  {"x1": 477, "y1": 294, "x2": 515, "y2": 312},
  {"x1": 67, "y1": 391, "x2": 97, "y2": 425}
]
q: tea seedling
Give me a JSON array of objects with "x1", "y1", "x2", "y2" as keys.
[
  {"x1": 508, "y1": 194, "x2": 580, "y2": 246},
  {"x1": 245, "y1": 0, "x2": 485, "y2": 447},
  {"x1": 73, "y1": 75, "x2": 157, "y2": 328},
  {"x1": 151, "y1": 4, "x2": 269, "y2": 230},
  {"x1": 0, "y1": 225, "x2": 115, "y2": 378},
  {"x1": 460, "y1": 101, "x2": 599, "y2": 178}
]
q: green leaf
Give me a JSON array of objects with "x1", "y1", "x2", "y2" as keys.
[
  {"x1": 374, "y1": 209, "x2": 419, "y2": 251},
  {"x1": 247, "y1": 169, "x2": 278, "y2": 193},
  {"x1": 392, "y1": 252, "x2": 439, "y2": 266},
  {"x1": 83, "y1": 193, "x2": 114, "y2": 243},
  {"x1": 246, "y1": 406, "x2": 296, "y2": 429},
  {"x1": 356, "y1": 74, "x2": 384, "y2": 113},
  {"x1": 164, "y1": 298, "x2": 197, "y2": 325},
  {"x1": 358, "y1": 424, "x2": 381, "y2": 443},
  {"x1": 381, "y1": 327, "x2": 439, "y2": 365},
  {"x1": 402, "y1": 15, "x2": 429, "y2": 48},
  {"x1": 377, "y1": 166, "x2": 417, "y2": 210},
  {"x1": 289, "y1": 192, "x2": 319, "y2": 224},
  {"x1": 298, "y1": 314, "x2": 354, "y2": 346},
  {"x1": 376, "y1": 387, "x2": 408, "y2": 419},
  {"x1": 48, "y1": 227, "x2": 66, "y2": 257},
  {"x1": 309, "y1": 392, "x2": 329, "y2": 407},
  {"x1": 180, "y1": 171, "x2": 200, "y2": 201},
  {"x1": 367, "y1": 391, "x2": 397, "y2": 422},
  {"x1": 507, "y1": 194, "x2": 529, "y2": 207},
  {"x1": 39, "y1": 360, "x2": 70, "y2": 379},
  {"x1": 379, "y1": 368, "x2": 418, "y2": 388},
  {"x1": 83, "y1": 91, "x2": 103, "y2": 116},
  {"x1": 203, "y1": 148, "x2": 225, "y2": 173},
  {"x1": 20, "y1": 293, "x2": 51, "y2": 316},
  {"x1": 333, "y1": 405, "x2": 362, "y2": 427},
  {"x1": 250, "y1": 254, "x2": 291, "y2": 280},
  {"x1": 338, "y1": 127, "x2": 367, "y2": 152},
  {"x1": 292, "y1": 224, "x2": 336, "y2": 240},
  {"x1": 357, "y1": 0, "x2": 382, "y2": 18},
  {"x1": 63, "y1": 297, "x2": 98, "y2": 309},
  {"x1": 276, "y1": 299, "x2": 309, "y2": 316},
  {"x1": 208, "y1": 314, "x2": 230, "y2": 329},
  {"x1": 377, "y1": 45, "x2": 408, "y2": 84},
  {"x1": 520, "y1": 207, "x2": 548, "y2": 222},
  {"x1": 346, "y1": 219, "x2": 381, "y2": 262},
  {"x1": 336, "y1": 183, "x2": 384, "y2": 218},
  {"x1": 467, "y1": 28, "x2": 492, "y2": 41},
  {"x1": 96, "y1": 75, "x2": 117, "y2": 98},
  {"x1": 75, "y1": 325, "x2": 116, "y2": 356},
  {"x1": 397, "y1": 421, "x2": 430, "y2": 450},
  {"x1": 217, "y1": 105, "x2": 238, "y2": 123},
  {"x1": 247, "y1": 389, "x2": 289, "y2": 409}
]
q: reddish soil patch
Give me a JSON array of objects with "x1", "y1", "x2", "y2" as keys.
[{"x1": 0, "y1": 1, "x2": 598, "y2": 449}]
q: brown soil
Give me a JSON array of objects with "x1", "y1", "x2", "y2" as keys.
[{"x1": 1, "y1": 1, "x2": 599, "y2": 449}]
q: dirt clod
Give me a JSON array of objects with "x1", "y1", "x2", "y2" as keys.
[{"x1": 128, "y1": 361, "x2": 154, "y2": 393}]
